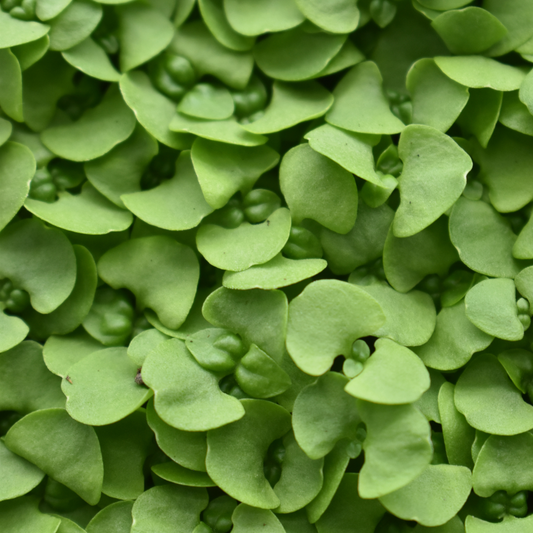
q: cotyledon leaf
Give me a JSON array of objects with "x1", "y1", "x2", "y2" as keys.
[
  {"x1": 466, "y1": 515, "x2": 533, "y2": 533},
  {"x1": 62, "y1": 347, "x2": 152, "y2": 425},
  {"x1": 294, "y1": 0, "x2": 359, "y2": 34},
  {"x1": 36, "y1": 0, "x2": 72, "y2": 21},
  {"x1": 86, "y1": 501, "x2": 133, "y2": 533},
  {"x1": 393, "y1": 124, "x2": 471, "y2": 238},
  {"x1": 152, "y1": 461, "x2": 215, "y2": 487},
  {"x1": 206, "y1": 399, "x2": 291, "y2": 509},
  {"x1": 0, "y1": 311, "x2": 29, "y2": 354},
  {"x1": 12, "y1": 35, "x2": 50, "y2": 71},
  {"x1": 498, "y1": 91, "x2": 533, "y2": 137},
  {"x1": 97, "y1": 236, "x2": 199, "y2": 330},
  {"x1": 0, "y1": 497, "x2": 61, "y2": 533},
  {"x1": 0, "y1": 48, "x2": 23, "y2": 122},
  {"x1": 0, "y1": 117, "x2": 11, "y2": 146},
  {"x1": 0, "y1": 11, "x2": 50, "y2": 49},
  {"x1": 455, "y1": 353, "x2": 533, "y2": 435},
  {"x1": 40, "y1": 85, "x2": 136, "y2": 161},
  {"x1": 142, "y1": 338, "x2": 245, "y2": 431},
  {"x1": 4, "y1": 408, "x2": 103, "y2": 505},
  {"x1": 243, "y1": 81, "x2": 333, "y2": 135},
  {"x1": 127, "y1": 328, "x2": 169, "y2": 367},
  {"x1": 232, "y1": 505, "x2": 286, "y2": 533},
  {"x1": 286, "y1": 280, "x2": 385, "y2": 376},
  {"x1": 196, "y1": 207, "x2": 291, "y2": 272},
  {"x1": 178, "y1": 83, "x2": 234, "y2": 120}
]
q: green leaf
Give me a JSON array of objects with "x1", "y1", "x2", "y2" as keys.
[
  {"x1": 294, "y1": 0, "x2": 359, "y2": 34},
  {"x1": 394, "y1": 125, "x2": 471, "y2": 237},
  {"x1": 191, "y1": 138, "x2": 279, "y2": 209},
  {"x1": 418, "y1": 0, "x2": 472, "y2": 8},
  {"x1": 407, "y1": 59, "x2": 470, "y2": 133},
  {"x1": 41, "y1": 85, "x2": 136, "y2": 161},
  {"x1": 383, "y1": 216, "x2": 458, "y2": 293},
  {"x1": 5, "y1": 408, "x2": 103, "y2": 504},
  {"x1": 117, "y1": 2, "x2": 174, "y2": 71},
  {"x1": 119, "y1": 71, "x2": 192, "y2": 150},
  {"x1": 326, "y1": 62, "x2": 405, "y2": 135},
  {"x1": 98, "y1": 236, "x2": 199, "y2": 330},
  {"x1": 434, "y1": 56, "x2": 526, "y2": 91},
  {"x1": 315, "y1": 474, "x2": 385, "y2": 533},
  {"x1": 355, "y1": 283, "x2": 436, "y2": 347},
  {"x1": 379, "y1": 465, "x2": 472, "y2": 527},
  {"x1": 455, "y1": 353, "x2": 533, "y2": 435},
  {"x1": 0, "y1": 311, "x2": 29, "y2": 354},
  {"x1": 465, "y1": 278, "x2": 524, "y2": 341},
  {"x1": 178, "y1": 83, "x2": 234, "y2": 120},
  {"x1": 292, "y1": 372, "x2": 360, "y2": 460},
  {"x1": 499, "y1": 91, "x2": 533, "y2": 137},
  {"x1": 146, "y1": 399, "x2": 207, "y2": 471},
  {"x1": 232, "y1": 505, "x2": 285, "y2": 533},
  {"x1": 48, "y1": 0, "x2": 103, "y2": 52},
  {"x1": 197, "y1": 207, "x2": 291, "y2": 271},
  {"x1": 243, "y1": 81, "x2": 333, "y2": 135},
  {"x1": 0, "y1": 141, "x2": 35, "y2": 232},
  {"x1": 152, "y1": 461, "x2": 215, "y2": 487},
  {"x1": 121, "y1": 151, "x2": 213, "y2": 231},
  {"x1": 36, "y1": 0, "x2": 72, "y2": 20},
  {"x1": 358, "y1": 400, "x2": 432, "y2": 498},
  {"x1": 416, "y1": 301, "x2": 493, "y2": 371},
  {"x1": 127, "y1": 328, "x2": 169, "y2": 367},
  {"x1": 25, "y1": 183, "x2": 134, "y2": 234},
  {"x1": 96, "y1": 410, "x2": 154, "y2": 499},
  {"x1": 498, "y1": 348, "x2": 533, "y2": 394},
  {"x1": 0, "y1": 11, "x2": 49, "y2": 49},
  {"x1": 286, "y1": 280, "x2": 385, "y2": 376},
  {"x1": 0, "y1": 497, "x2": 61, "y2": 533},
  {"x1": 449, "y1": 197, "x2": 523, "y2": 278},
  {"x1": 0, "y1": 49, "x2": 23, "y2": 122},
  {"x1": 305, "y1": 124, "x2": 383, "y2": 187},
  {"x1": 345, "y1": 339, "x2": 430, "y2": 404},
  {"x1": 62, "y1": 347, "x2": 153, "y2": 425},
  {"x1": 171, "y1": 20, "x2": 253, "y2": 89},
  {"x1": 86, "y1": 501, "x2": 133, "y2": 533},
  {"x1": 473, "y1": 433, "x2": 533, "y2": 497},
  {"x1": 414, "y1": 368, "x2": 445, "y2": 423},
  {"x1": 466, "y1": 515, "x2": 533, "y2": 533},
  {"x1": 62, "y1": 37, "x2": 120, "y2": 81},
  {"x1": 0, "y1": 117, "x2": 11, "y2": 146},
  {"x1": 0, "y1": 218, "x2": 76, "y2": 313},
  {"x1": 12, "y1": 35, "x2": 50, "y2": 70},
  {"x1": 142, "y1": 338, "x2": 245, "y2": 430},
  {"x1": 516, "y1": 266, "x2": 533, "y2": 306},
  {"x1": 280, "y1": 144, "x2": 358, "y2": 234},
  {"x1": 206, "y1": 399, "x2": 291, "y2": 508},
  {"x1": 224, "y1": 0, "x2": 304, "y2": 36},
  {"x1": 254, "y1": 28, "x2": 345, "y2": 82},
  {"x1": 431, "y1": 7, "x2": 508, "y2": 55},
  {"x1": 185, "y1": 327, "x2": 241, "y2": 373},
  {"x1": 130, "y1": 485, "x2": 208, "y2": 533}
]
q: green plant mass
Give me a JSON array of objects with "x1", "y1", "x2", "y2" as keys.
[{"x1": 3, "y1": 0, "x2": 533, "y2": 531}]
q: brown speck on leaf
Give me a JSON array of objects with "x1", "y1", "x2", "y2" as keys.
[
  {"x1": 135, "y1": 368, "x2": 145, "y2": 386},
  {"x1": 65, "y1": 375, "x2": 73, "y2": 384},
  {"x1": 266, "y1": 220, "x2": 270, "y2": 226}
]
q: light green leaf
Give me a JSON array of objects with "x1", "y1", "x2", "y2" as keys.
[
  {"x1": 152, "y1": 461, "x2": 215, "y2": 487},
  {"x1": 326, "y1": 62, "x2": 405, "y2": 135},
  {"x1": 295, "y1": 0, "x2": 359, "y2": 34},
  {"x1": 117, "y1": 2, "x2": 174, "y2": 71},
  {"x1": 5, "y1": 408, "x2": 103, "y2": 504},
  {"x1": 232, "y1": 505, "x2": 285, "y2": 533},
  {"x1": 127, "y1": 328, "x2": 169, "y2": 367},
  {"x1": 516, "y1": 266, "x2": 533, "y2": 306},
  {"x1": 0, "y1": 49, "x2": 23, "y2": 122},
  {"x1": 12, "y1": 35, "x2": 50, "y2": 70},
  {"x1": 206, "y1": 399, "x2": 291, "y2": 509},
  {"x1": 196, "y1": 207, "x2": 291, "y2": 271},
  {"x1": 98, "y1": 236, "x2": 199, "y2": 330},
  {"x1": 243, "y1": 81, "x2": 333, "y2": 134},
  {"x1": 455, "y1": 353, "x2": 533, "y2": 435},
  {"x1": 178, "y1": 83, "x2": 234, "y2": 120},
  {"x1": 254, "y1": 28, "x2": 345, "y2": 82},
  {"x1": 466, "y1": 515, "x2": 533, "y2": 533},
  {"x1": 0, "y1": 311, "x2": 29, "y2": 354},
  {"x1": 119, "y1": 71, "x2": 192, "y2": 150},
  {"x1": 36, "y1": 0, "x2": 72, "y2": 20},
  {"x1": 0, "y1": 11, "x2": 49, "y2": 49},
  {"x1": 286, "y1": 280, "x2": 385, "y2": 376},
  {"x1": 0, "y1": 497, "x2": 61, "y2": 533},
  {"x1": 0, "y1": 117, "x2": 11, "y2": 146},
  {"x1": 86, "y1": 501, "x2": 133, "y2": 533},
  {"x1": 500, "y1": 91, "x2": 533, "y2": 137},
  {"x1": 418, "y1": 0, "x2": 472, "y2": 8},
  {"x1": 434, "y1": 56, "x2": 526, "y2": 91},
  {"x1": 407, "y1": 58, "x2": 470, "y2": 132},
  {"x1": 62, "y1": 37, "x2": 120, "y2": 81},
  {"x1": 41, "y1": 85, "x2": 135, "y2": 161},
  {"x1": 379, "y1": 464, "x2": 472, "y2": 527},
  {"x1": 191, "y1": 138, "x2": 279, "y2": 209},
  {"x1": 142, "y1": 338, "x2": 244, "y2": 431},
  {"x1": 280, "y1": 144, "x2": 358, "y2": 234},
  {"x1": 121, "y1": 151, "x2": 213, "y2": 231},
  {"x1": 48, "y1": 0, "x2": 102, "y2": 52},
  {"x1": 224, "y1": 0, "x2": 304, "y2": 36},
  {"x1": 449, "y1": 197, "x2": 523, "y2": 277},
  {"x1": 358, "y1": 401, "x2": 432, "y2": 498}
]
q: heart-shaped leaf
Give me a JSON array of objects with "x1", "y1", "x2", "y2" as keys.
[
  {"x1": 358, "y1": 400, "x2": 432, "y2": 499},
  {"x1": 62, "y1": 347, "x2": 153, "y2": 425},
  {"x1": 0, "y1": 311, "x2": 29, "y2": 354},
  {"x1": 0, "y1": 11, "x2": 49, "y2": 49},
  {"x1": 326, "y1": 62, "x2": 404, "y2": 135},
  {"x1": 0, "y1": 497, "x2": 61, "y2": 533},
  {"x1": 178, "y1": 83, "x2": 234, "y2": 120},
  {"x1": 62, "y1": 37, "x2": 120, "y2": 82},
  {"x1": 465, "y1": 515, "x2": 533, "y2": 533},
  {"x1": 0, "y1": 49, "x2": 23, "y2": 122},
  {"x1": 232, "y1": 504, "x2": 285, "y2": 533},
  {"x1": 197, "y1": 207, "x2": 291, "y2": 271},
  {"x1": 206, "y1": 399, "x2": 291, "y2": 509},
  {"x1": 292, "y1": 372, "x2": 360, "y2": 460},
  {"x1": 98, "y1": 236, "x2": 199, "y2": 330},
  {"x1": 41, "y1": 85, "x2": 136, "y2": 161},
  {"x1": 86, "y1": 501, "x2": 133, "y2": 533},
  {"x1": 142, "y1": 338, "x2": 245, "y2": 431},
  {"x1": 243, "y1": 81, "x2": 333, "y2": 134},
  {"x1": 345, "y1": 339, "x2": 430, "y2": 404},
  {"x1": 280, "y1": 144, "x2": 358, "y2": 234},
  {"x1": 128, "y1": 328, "x2": 169, "y2": 367},
  {"x1": 152, "y1": 461, "x2": 215, "y2": 487},
  {"x1": 5, "y1": 408, "x2": 103, "y2": 504},
  {"x1": 295, "y1": 0, "x2": 359, "y2": 34},
  {"x1": 287, "y1": 280, "x2": 385, "y2": 376},
  {"x1": 379, "y1": 464, "x2": 472, "y2": 527},
  {"x1": 455, "y1": 353, "x2": 533, "y2": 435}
]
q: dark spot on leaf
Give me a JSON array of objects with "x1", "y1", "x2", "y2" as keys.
[{"x1": 135, "y1": 368, "x2": 145, "y2": 386}]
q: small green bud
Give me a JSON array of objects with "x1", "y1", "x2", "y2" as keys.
[
  {"x1": 242, "y1": 189, "x2": 281, "y2": 224},
  {"x1": 231, "y1": 76, "x2": 267, "y2": 118},
  {"x1": 351, "y1": 339, "x2": 371, "y2": 362},
  {"x1": 282, "y1": 226, "x2": 323, "y2": 260},
  {"x1": 164, "y1": 54, "x2": 196, "y2": 87},
  {"x1": 213, "y1": 332, "x2": 245, "y2": 360}
]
